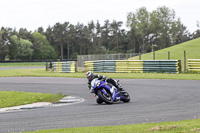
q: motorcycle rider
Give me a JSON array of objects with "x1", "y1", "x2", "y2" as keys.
[{"x1": 85, "y1": 71, "x2": 124, "y2": 92}]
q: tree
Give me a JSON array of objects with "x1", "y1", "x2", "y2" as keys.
[
  {"x1": 36, "y1": 44, "x2": 57, "y2": 59},
  {"x1": 127, "y1": 7, "x2": 150, "y2": 53},
  {"x1": 88, "y1": 21, "x2": 96, "y2": 54},
  {"x1": 32, "y1": 32, "x2": 50, "y2": 59},
  {"x1": 110, "y1": 20, "x2": 123, "y2": 52},
  {"x1": 171, "y1": 19, "x2": 190, "y2": 44},
  {"x1": 101, "y1": 20, "x2": 110, "y2": 52},
  {"x1": 9, "y1": 35, "x2": 19, "y2": 60},
  {"x1": 126, "y1": 28, "x2": 138, "y2": 53},
  {"x1": 150, "y1": 6, "x2": 190, "y2": 49},
  {"x1": 52, "y1": 22, "x2": 70, "y2": 59},
  {"x1": 37, "y1": 27, "x2": 45, "y2": 34},
  {"x1": 68, "y1": 24, "x2": 77, "y2": 59},
  {"x1": 94, "y1": 20, "x2": 102, "y2": 54},
  {"x1": 18, "y1": 28, "x2": 34, "y2": 41},
  {"x1": 17, "y1": 38, "x2": 33, "y2": 60},
  {"x1": 149, "y1": 9, "x2": 162, "y2": 49},
  {"x1": 127, "y1": 6, "x2": 190, "y2": 52},
  {"x1": 45, "y1": 26, "x2": 58, "y2": 54},
  {"x1": 33, "y1": 32, "x2": 50, "y2": 49},
  {"x1": 76, "y1": 22, "x2": 85, "y2": 55},
  {"x1": 155, "y1": 6, "x2": 175, "y2": 48},
  {"x1": 193, "y1": 21, "x2": 200, "y2": 39},
  {"x1": 0, "y1": 27, "x2": 11, "y2": 60}
]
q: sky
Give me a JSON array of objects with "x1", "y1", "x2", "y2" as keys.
[{"x1": 0, "y1": 0, "x2": 199, "y2": 33}]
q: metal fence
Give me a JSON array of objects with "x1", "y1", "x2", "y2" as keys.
[
  {"x1": 84, "y1": 60, "x2": 181, "y2": 73},
  {"x1": 77, "y1": 53, "x2": 139, "y2": 67},
  {"x1": 77, "y1": 51, "x2": 200, "y2": 72}
]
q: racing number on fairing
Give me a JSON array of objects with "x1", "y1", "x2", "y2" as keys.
[{"x1": 96, "y1": 82, "x2": 100, "y2": 87}]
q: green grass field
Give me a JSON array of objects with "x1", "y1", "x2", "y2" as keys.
[
  {"x1": 129, "y1": 38, "x2": 200, "y2": 71},
  {"x1": 0, "y1": 91, "x2": 64, "y2": 108}
]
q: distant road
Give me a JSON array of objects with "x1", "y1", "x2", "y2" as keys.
[{"x1": 0, "y1": 66, "x2": 45, "y2": 70}]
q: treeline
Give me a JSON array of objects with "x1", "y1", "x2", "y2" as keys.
[{"x1": 0, "y1": 6, "x2": 200, "y2": 61}]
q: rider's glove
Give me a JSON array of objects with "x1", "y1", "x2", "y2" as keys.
[
  {"x1": 90, "y1": 87, "x2": 94, "y2": 93},
  {"x1": 90, "y1": 89, "x2": 94, "y2": 93}
]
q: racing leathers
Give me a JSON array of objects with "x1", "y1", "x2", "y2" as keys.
[{"x1": 87, "y1": 74, "x2": 123, "y2": 92}]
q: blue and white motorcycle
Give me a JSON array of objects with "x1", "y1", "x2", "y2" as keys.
[{"x1": 90, "y1": 78, "x2": 130, "y2": 104}]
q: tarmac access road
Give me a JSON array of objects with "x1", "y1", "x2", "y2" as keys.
[{"x1": 0, "y1": 77, "x2": 200, "y2": 132}]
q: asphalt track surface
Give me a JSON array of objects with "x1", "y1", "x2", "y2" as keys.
[{"x1": 0, "y1": 77, "x2": 200, "y2": 132}]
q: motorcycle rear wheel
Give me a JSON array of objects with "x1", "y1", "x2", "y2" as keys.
[
  {"x1": 97, "y1": 90, "x2": 113, "y2": 104},
  {"x1": 120, "y1": 92, "x2": 130, "y2": 103}
]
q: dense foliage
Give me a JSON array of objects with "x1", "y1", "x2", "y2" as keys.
[{"x1": 0, "y1": 6, "x2": 199, "y2": 61}]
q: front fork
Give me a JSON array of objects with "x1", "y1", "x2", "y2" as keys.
[{"x1": 94, "y1": 88, "x2": 108, "y2": 97}]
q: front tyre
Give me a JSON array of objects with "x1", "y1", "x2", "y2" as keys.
[
  {"x1": 96, "y1": 97, "x2": 103, "y2": 104},
  {"x1": 120, "y1": 92, "x2": 130, "y2": 103},
  {"x1": 97, "y1": 90, "x2": 113, "y2": 104}
]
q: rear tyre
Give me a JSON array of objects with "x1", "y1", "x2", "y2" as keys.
[
  {"x1": 120, "y1": 92, "x2": 130, "y2": 103},
  {"x1": 97, "y1": 90, "x2": 113, "y2": 104}
]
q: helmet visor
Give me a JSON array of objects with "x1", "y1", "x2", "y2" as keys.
[{"x1": 87, "y1": 76, "x2": 92, "y2": 80}]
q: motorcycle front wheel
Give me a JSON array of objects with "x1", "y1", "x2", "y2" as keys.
[
  {"x1": 97, "y1": 90, "x2": 113, "y2": 104},
  {"x1": 96, "y1": 97, "x2": 103, "y2": 104}
]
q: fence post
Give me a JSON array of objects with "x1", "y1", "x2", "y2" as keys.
[
  {"x1": 75, "y1": 61, "x2": 77, "y2": 72},
  {"x1": 46, "y1": 62, "x2": 49, "y2": 71},
  {"x1": 178, "y1": 60, "x2": 182, "y2": 73},
  {"x1": 184, "y1": 51, "x2": 186, "y2": 72},
  {"x1": 139, "y1": 52, "x2": 141, "y2": 60},
  {"x1": 168, "y1": 51, "x2": 170, "y2": 60},
  {"x1": 76, "y1": 55, "x2": 80, "y2": 67},
  {"x1": 153, "y1": 51, "x2": 155, "y2": 60},
  {"x1": 88, "y1": 55, "x2": 90, "y2": 61},
  {"x1": 83, "y1": 55, "x2": 85, "y2": 67}
]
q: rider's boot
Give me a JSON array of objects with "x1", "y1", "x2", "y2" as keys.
[{"x1": 116, "y1": 80, "x2": 124, "y2": 91}]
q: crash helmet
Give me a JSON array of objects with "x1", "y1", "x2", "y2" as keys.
[{"x1": 86, "y1": 71, "x2": 94, "y2": 80}]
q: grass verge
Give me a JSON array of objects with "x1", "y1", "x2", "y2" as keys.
[
  {"x1": 0, "y1": 91, "x2": 64, "y2": 108},
  {"x1": 25, "y1": 119, "x2": 200, "y2": 133},
  {"x1": 0, "y1": 62, "x2": 45, "y2": 67},
  {"x1": 0, "y1": 68, "x2": 200, "y2": 80}
]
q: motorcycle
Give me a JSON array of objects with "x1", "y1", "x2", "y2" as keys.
[{"x1": 90, "y1": 78, "x2": 130, "y2": 104}]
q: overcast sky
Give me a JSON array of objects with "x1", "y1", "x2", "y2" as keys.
[{"x1": 0, "y1": 0, "x2": 199, "y2": 33}]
